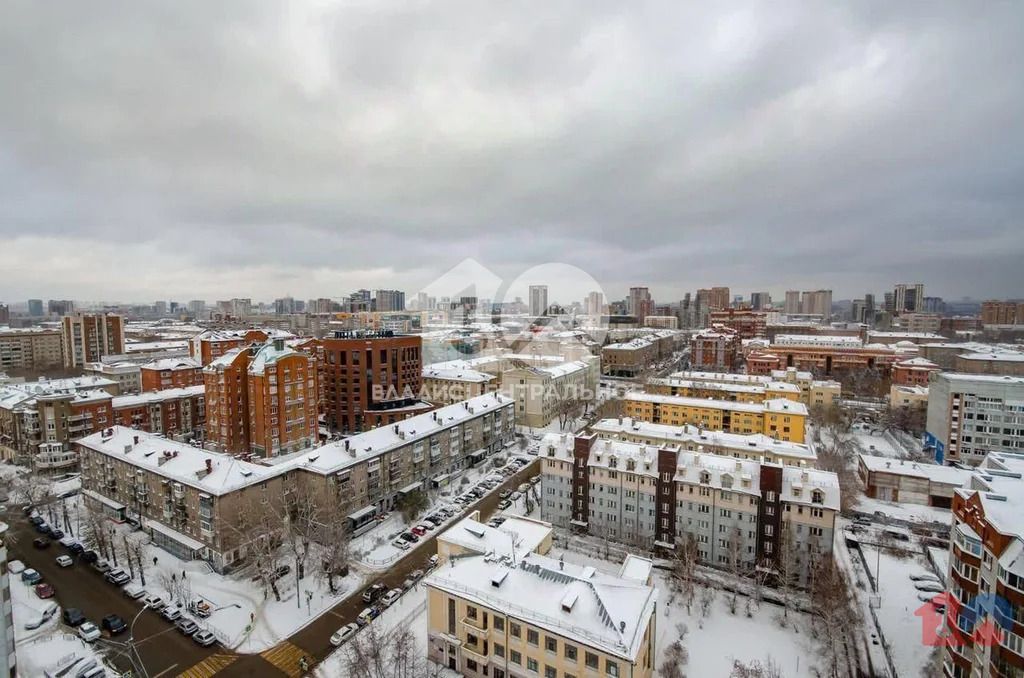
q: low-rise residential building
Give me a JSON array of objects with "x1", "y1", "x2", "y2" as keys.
[
  {"x1": 426, "y1": 526, "x2": 657, "y2": 678},
  {"x1": 925, "y1": 373, "x2": 1024, "y2": 465},
  {"x1": 75, "y1": 392, "x2": 515, "y2": 568},
  {"x1": 646, "y1": 376, "x2": 801, "y2": 404},
  {"x1": 954, "y1": 349, "x2": 1024, "y2": 377},
  {"x1": 435, "y1": 511, "x2": 553, "y2": 565},
  {"x1": 540, "y1": 433, "x2": 838, "y2": 585},
  {"x1": 643, "y1": 315, "x2": 679, "y2": 329},
  {"x1": 84, "y1": 361, "x2": 142, "y2": 394},
  {"x1": 110, "y1": 386, "x2": 206, "y2": 441},
  {"x1": 0, "y1": 326, "x2": 64, "y2": 371},
  {"x1": 503, "y1": 357, "x2": 599, "y2": 428},
  {"x1": 890, "y1": 384, "x2": 929, "y2": 409},
  {"x1": 746, "y1": 341, "x2": 901, "y2": 378},
  {"x1": 140, "y1": 357, "x2": 203, "y2": 391},
  {"x1": 945, "y1": 451, "x2": 1024, "y2": 678},
  {"x1": 602, "y1": 332, "x2": 677, "y2": 377},
  {"x1": 689, "y1": 325, "x2": 741, "y2": 371},
  {"x1": 624, "y1": 392, "x2": 808, "y2": 443},
  {"x1": 421, "y1": 366, "x2": 499, "y2": 405},
  {"x1": 857, "y1": 455, "x2": 969, "y2": 507},
  {"x1": 591, "y1": 417, "x2": 817, "y2": 467},
  {"x1": 891, "y1": 357, "x2": 941, "y2": 386}
]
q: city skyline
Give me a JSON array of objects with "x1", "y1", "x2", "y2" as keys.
[{"x1": 2, "y1": 3, "x2": 1023, "y2": 301}]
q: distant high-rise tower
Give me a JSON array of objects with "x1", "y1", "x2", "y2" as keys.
[
  {"x1": 707, "y1": 287, "x2": 730, "y2": 312},
  {"x1": 61, "y1": 313, "x2": 125, "y2": 367},
  {"x1": 529, "y1": 285, "x2": 548, "y2": 317},
  {"x1": 750, "y1": 292, "x2": 771, "y2": 311},
  {"x1": 893, "y1": 283, "x2": 925, "y2": 312},
  {"x1": 374, "y1": 290, "x2": 406, "y2": 312},
  {"x1": 784, "y1": 290, "x2": 801, "y2": 315},
  {"x1": 586, "y1": 291, "x2": 605, "y2": 317},
  {"x1": 628, "y1": 287, "x2": 653, "y2": 322},
  {"x1": 28, "y1": 299, "x2": 44, "y2": 317}
]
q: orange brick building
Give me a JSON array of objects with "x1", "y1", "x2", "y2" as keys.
[
  {"x1": 690, "y1": 325, "x2": 741, "y2": 371},
  {"x1": 321, "y1": 331, "x2": 424, "y2": 434},
  {"x1": 111, "y1": 386, "x2": 206, "y2": 439},
  {"x1": 708, "y1": 309, "x2": 767, "y2": 339},
  {"x1": 203, "y1": 339, "x2": 318, "y2": 457},
  {"x1": 746, "y1": 344, "x2": 900, "y2": 377},
  {"x1": 140, "y1": 358, "x2": 204, "y2": 392},
  {"x1": 891, "y1": 357, "x2": 940, "y2": 386},
  {"x1": 981, "y1": 299, "x2": 1024, "y2": 325}
]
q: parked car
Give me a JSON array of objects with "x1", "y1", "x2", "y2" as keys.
[
  {"x1": 36, "y1": 523, "x2": 51, "y2": 535},
  {"x1": 63, "y1": 608, "x2": 86, "y2": 627},
  {"x1": 25, "y1": 602, "x2": 59, "y2": 630},
  {"x1": 409, "y1": 568, "x2": 424, "y2": 581},
  {"x1": 123, "y1": 584, "x2": 146, "y2": 599},
  {"x1": 78, "y1": 622, "x2": 101, "y2": 643},
  {"x1": 411, "y1": 525, "x2": 427, "y2": 536},
  {"x1": 193, "y1": 630, "x2": 217, "y2": 647},
  {"x1": 33, "y1": 537, "x2": 50, "y2": 549},
  {"x1": 400, "y1": 532, "x2": 419, "y2": 543},
  {"x1": 914, "y1": 582, "x2": 944, "y2": 594},
  {"x1": 356, "y1": 606, "x2": 381, "y2": 626},
  {"x1": 427, "y1": 554, "x2": 439, "y2": 569},
  {"x1": 29, "y1": 514, "x2": 44, "y2": 525},
  {"x1": 102, "y1": 614, "x2": 127, "y2": 635},
  {"x1": 56, "y1": 555, "x2": 73, "y2": 568},
  {"x1": 529, "y1": 476, "x2": 540, "y2": 485},
  {"x1": 92, "y1": 558, "x2": 111, "y2": 573},
  {"x1": 68, "y1": 542, "x2": 85, "y2": 555},
  {"x1": 50, "y1": 528, "x2": 65, "y2": 540},
  {"x1": 142, "y1": 594, "x2": 165, "y2": 610},
  {"x1": 499, "y1": 490, "x2": 511, "y2": 499},
  {"x1": 509, "y1": 492, "x2": 522, "y2": 501},
  {"x1": 391, "y1": 539, "x2": 410, "y2": 551},
  {"x1": 402, "y1": 576, "x2": 416, "y2": 590},
  {"x1": 80, "y1": 550, "x2": 99, "y2": 564},
  {"x1": 362, "y1": 583, "x2": 386, "y2": 603},
  {"x1": 424, "y1": 516, "x2": 442, "y2": 526},
  {"x1": 381, "y1": 588, "x2": 402, "y2": 607},
  {"x1": 176, "y1": 618, "x2": 199, "y2": 636},
  {"x1": 330, "y1": 622, "x2": 359, "y2": 646},
  {"x1": 22, "y1": 569, "x2": 42, "y2": 585},
  {"x1": 35, "y1": 583, "x2": 55, "y2": 599},
  {"x1": 910, "y1": 573, "x2": 940, "y2": 582},
  {"x1": 518, "y1": 483, "x2": 531, "y2": 493},
  {"x1": 271, "y1": 565, "x2": 291, "y2": 580},
  {"x1": 160, "y1": 606, "x2": 182, "y2": 622},
  {"x1": 7, "y1": 559, "x2": 25, "y2": 575},
  {"x1": 105, "y1": 568, "x2": 130, "y2": 585}
]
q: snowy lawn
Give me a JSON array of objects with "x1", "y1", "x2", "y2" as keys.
[{"x1": 854, "y1": 496, "x2": 952, "y2": 526}]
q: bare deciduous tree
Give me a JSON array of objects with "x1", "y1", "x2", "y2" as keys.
[
  {"x1": 698, "y1": 586, "x2": 716, "y2": 627},
  {"x1": 659, "y1": 623, "x2": 690, "y2": 678},
  {"x1": 343, "y1": 622, "x2": 445, "y2": 678},
  {"x1": 809, "y1": 557, "x2": 860, "y2": 678},
  {"x1": 673, "y1": 535, "x2": 700, "y2": 614},
  {"x1": 224, "y1": 495, "x2": 285, "y2": 602},
  {"x1": 816, "y1": 428, "x2": 860, "y2": 514},
  {"x1": 729, "y1": 657, "x2": 783, "y2": 678},
  {"x1": 726, "y1": 526, "x2": 743, "y2": 615},
  {"x1": 775, "y1": 523, "x2": 800, "y2": 625}
]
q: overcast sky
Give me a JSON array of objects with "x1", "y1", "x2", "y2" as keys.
[{"x1": 1, "y1": 1, "x2": 1022, "y2": 306}]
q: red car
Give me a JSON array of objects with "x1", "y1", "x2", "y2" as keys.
[
  {"x1": 35, "y1": 583, "x2": 55, "y2": 599},
  {"x1": 411, "y1": 525, "x2": 427, "y2": 536}
]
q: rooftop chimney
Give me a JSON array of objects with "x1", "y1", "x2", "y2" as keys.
[{"x1": 206, "y1": 458, "x2": 213, "y2": 473}]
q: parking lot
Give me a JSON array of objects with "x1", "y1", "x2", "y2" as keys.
[{"x1": 9, "y1": 514, "x2": 222, "y2": 677}]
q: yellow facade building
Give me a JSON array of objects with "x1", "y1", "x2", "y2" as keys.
[{"x1": 623, "y1": 392, "x2": 808, "y2": 443}]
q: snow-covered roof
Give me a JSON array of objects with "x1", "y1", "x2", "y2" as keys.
[
  {"x1": 140, "y1": 357, "x2": 201, "y2": 372},
  {"x1": 647, "y1": 377, "x2": 800, "y2": 395},
  {"x1": 957, "y1": 351, "x2": 1024, "y2": 363},
  {"x1": 894, "y1": 357, "x2": 939, "y2": 369},
  {"x1": 112, "y1": 385, "x2": 204, "y2": 409},
  {"x1": 206, "y1": 347, "x2": 246, "y2": 370},
  {"x1": 935, "y1": 373, "x2": 1024, "y2": 386},
  {"x1": 76, "y1": 426, "x2": 286, "y2": 496},
  {"x1": 543, "y1": 433, "x2": 839, "y2": 510},
  {"x1": 868, "y1": 331, "x2": 945, "y2": 340},
  {"x1": 590, "y1": 418, "x2": 816, "y2": 461},
  {"x1": 125, "y1": 340, "x2": 190, "y2": 353},
  {"x1": 247, "y1": 341, "x2": 303, "y2": 374},
  {"x1": 618, "y1": 555, "x2": 653, "y2": 584},
  {"x1": 291, "y1": 392, "x2": 514, "y2": 475},
  {"x1": 427, "y1": 552, "x2": 657, "y2": 661},
  {"x1": 421, "y1": 367, "x2": 496, "y2": 384},
  {"x1": 7, "y1": 375, "x2": 117, "y2": 395},
  {"x1": 673, "y1": 370, "x2": 773, "y2": 386},
  {"x1": 966, "y1": 452, "x2": 1024, "y2": 540},
  {"x1": 625, "y1": 392, "x2": 808, "y2": 416},
  {"x1": 858, "y1": 455, "x2": 971, "y2": 486},
  {"x1": 439, "y1": 514, "x2": 551, "y2": 560}
]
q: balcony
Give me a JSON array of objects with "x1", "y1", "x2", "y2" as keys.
[{"x1": 460, "y1": 615, "x2": 488, "y2": 632}]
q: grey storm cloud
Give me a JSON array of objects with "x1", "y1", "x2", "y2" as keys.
[{"x1": 0, "y1": 0, "x2": 1022, "y2": 303}]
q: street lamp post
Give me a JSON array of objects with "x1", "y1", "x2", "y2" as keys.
[{"x1": 126, "y1": 604, "x2": 151, "y2": 678}]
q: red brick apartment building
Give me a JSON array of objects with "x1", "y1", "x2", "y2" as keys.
[
  {"x1": 321, "y1": 331, "x2": 424, "y2": 434},
  {"x1": 708, "y1": 309, "x2": 768, "y2": 339},
  {"x1": 944, "y1": 452, "x2": 1024, "y2": 678},
  {"x1": 61, "y1": 313, "x2": 125, "y2": 367},
  {"x1": 981, "y1": 300, "x2": 1024, "y2": 326},
  {"x1": 690, "y1": 325, "x2": 741, "y2": 371},
  {"x1": 891, "y1": 357, "x2": 941, "y2": 386},
  {"x1": 140, "y1": 358, "x2": 203, "y2": 391},
  {"x1": 189, "y1": 329, "x2": 269, "y2": 366},
  {"x1": 203, "y1": 339, "x2": 318, "y2": 457}
]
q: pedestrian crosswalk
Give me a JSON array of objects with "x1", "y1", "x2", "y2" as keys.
[
  {"x1": 175, "y1": 653, "x2": 238, "y2": 678},
  {"x1": 260, "y1": 640, "x2": 311, "y2": 677}
]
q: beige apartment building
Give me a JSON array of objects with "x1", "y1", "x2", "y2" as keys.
[
  {"x1": 84, "y1": 361, "x2": 142, "y2": 394},
  {"x1": 76, "y1": 392, "x2": 516, "y2": 569},
  {"x1": 426, "y1": 517, "x2": 657, "y2": 678},
  {"x1": 540, "y1": 433, "x2": 839, "y2": 586},
  {"x1": 646, "y1": 376, "x2": 801, "y2": 404},
  {"x1": 591, "y1": 417, "x2": 817, "y2": 467},
  {"x1": 421, "y1": 365, "x2": 499, "y2": 405},
  {"x1": 669, "y1": 369, "x2": 841, "y2": 409},
  {"x1": 0, "y1": 327, "x2": 64, "y2": 372}
]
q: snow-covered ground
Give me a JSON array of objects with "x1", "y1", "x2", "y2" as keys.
[
  {"x1": 11, "y1": 560, "x2": 112, "y2": 677},
  {"x1": 352, "y1": 454, "x2": 533, "y2": 568},
  {"x1": 854, "y1": 496, "x2": 952, "y2": 526},
  {"x1": 102, "y1": 527, "x2": 364, "y2": 653},
  {"x1": 859, "y1": 544, "x2": 936, "y2": 676}
]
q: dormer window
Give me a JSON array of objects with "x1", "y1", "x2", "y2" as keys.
[
  {"x1": 812, "y1": 490, "x2": 824, "y2": 505},
  {"x1": 721, "y1": 474, "x2": 733, "y2": 489},
  {"x1": 699, "y1": 471, "x2": 710, "y2": 485}
]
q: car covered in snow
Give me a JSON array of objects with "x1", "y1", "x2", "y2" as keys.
[
  {"x1": 330, "y1": 623, "x2": 359, "y2": 646},
  {"x1": 160, "y1": 606, "x2": 182, "y2": 622},
  {"x1": 105, "y1": 568, "x2": 130, "y2": 585},
  {"x1": 77, "y1": 621, "x2": 101, "y2": 643},
  {"x1": 380, "y1": 588, "x2": 402, "y2": 607},
  {"x1": 193, "y1": 629, "x2": 217, "y2": 647},
  {"x1": 142, "y1": 594, "x2": 165, "y2": 610}
]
